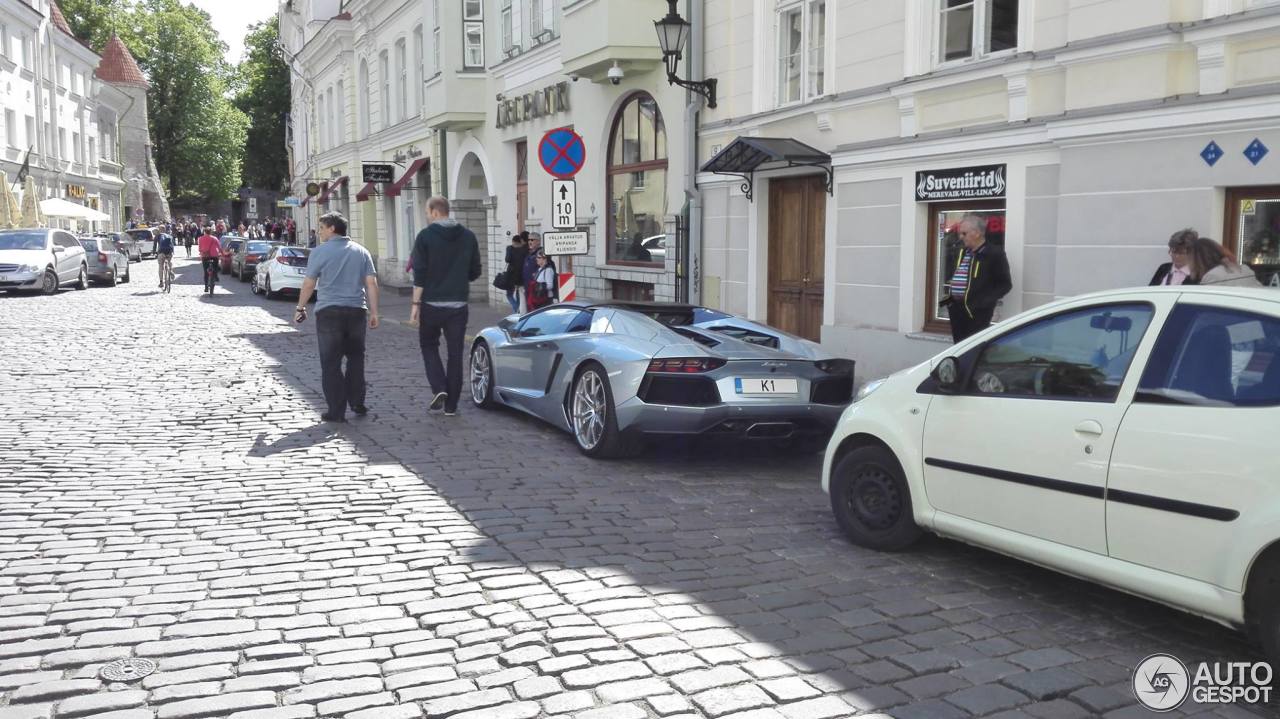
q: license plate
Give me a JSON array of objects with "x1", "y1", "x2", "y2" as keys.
[{"x1": 735, "y1": 377, "x2": 798, "y2": 395}]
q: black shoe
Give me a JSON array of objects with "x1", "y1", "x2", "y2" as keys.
[
  {"x1": 444, "y1": 408, "x2": 457, "y2": 417},
  {"x1": 352, "y1": 405, "x2": 369, "y2": 416},
  {"x1": 429, "y1": 392, "x2": 448, "y2": 411},
  {"x1": 320, "y1": 413, "x2": 346, "y2": 423}
]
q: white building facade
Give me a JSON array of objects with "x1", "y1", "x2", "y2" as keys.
[
  {"x1": 0, "y1": 0, "x2": 129, "y2": 231},
  {"x1": 697, "y1": 0, "x2": 1280, "y2": 379},
  {"x1": 281, "y1": 0, "x2": 694, "y2": 301}
]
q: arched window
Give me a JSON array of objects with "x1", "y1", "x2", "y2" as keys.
[
  {"x1": 606, "y1": 92, "x2": 667, "y2": 266},
  {"x1": 395, "y1": 39, "x2": 407, "y2": 123},
  {"x1": 358, "y1": 59, "x2": 370, "y2": 136},
  {"x1": 379, "y1": 50, "x2": 390, "y2": 130}
]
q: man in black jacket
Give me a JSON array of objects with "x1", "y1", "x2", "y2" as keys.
[
  {"x1": 409, "y1": 196, "x2": 482, "y2": 416},
  {"x1": 940, "y1": 215, "x2": 1012, "y2": 343}
]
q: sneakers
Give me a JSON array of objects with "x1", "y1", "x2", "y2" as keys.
[
  {"x1": 429, "y1": 392, "x2": 448, "y2": 412},
  {"x1": 320, "y1": 413, "x2": 346, "y2": 423},
  {"x1": 352, "y1": 405, "x2": 369, "y2": 416},
  {"x1": 444, "y1": 409, "x2": 457, "y2": 417}
]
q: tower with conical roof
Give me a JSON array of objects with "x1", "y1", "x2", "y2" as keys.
[{"x1": 96, "y1": 34, "x2": 170, "y2": 221}]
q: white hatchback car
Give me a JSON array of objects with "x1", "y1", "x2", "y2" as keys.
[
  {"x1": 251, "y1": 246, "x2": 310, "y2": 299},
  {"x1": 823, "y1": 286, "x2": 1280, "y2": 660}
]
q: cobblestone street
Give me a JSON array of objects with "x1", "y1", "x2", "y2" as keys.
[{"x1": 0, "y1": 256, "x2": 1271, "y2": 719}]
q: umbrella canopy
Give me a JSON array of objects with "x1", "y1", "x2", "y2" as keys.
[
  {"x1": 40, "y1": 197, "x2": 110, "y2": 221},
  {"x1": 0, "y1": 172, "x2": 13, "y2": 229},
  {"x1": 20, "y1": 176, "x2": 42, "y2": 227}
]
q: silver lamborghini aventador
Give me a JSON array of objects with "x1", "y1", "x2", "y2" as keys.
[{"x1": 469, "y1": 302, "x2": 856, "y2": 458}]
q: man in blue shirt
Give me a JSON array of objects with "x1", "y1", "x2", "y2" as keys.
[{"x1": 295, "y1": 212, "x2": 381, "y2": 423}]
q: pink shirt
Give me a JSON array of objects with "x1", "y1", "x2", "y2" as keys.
[{"x1": 1165, "y1": 266, "x2": 1189, "y2": 285}]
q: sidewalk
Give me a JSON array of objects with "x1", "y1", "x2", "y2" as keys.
[{"x1": 377, "y1": 290, "x2": 512, "y2": 339}]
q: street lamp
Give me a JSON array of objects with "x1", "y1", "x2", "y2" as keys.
[{"x1": 654, "y1": 0, "x2": 716, "y2": 108}]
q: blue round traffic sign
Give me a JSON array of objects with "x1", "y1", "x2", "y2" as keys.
[{"x1": 538, "y1": 127, "x2": 586, "y2": 179}]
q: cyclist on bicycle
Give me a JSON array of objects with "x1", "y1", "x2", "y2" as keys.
[
  {"x1": 197, "y1": 227, "x2": 221, "y2": 294},
  {"x1": 156, "y1": 232, "x2": 175, "y2": 288}
]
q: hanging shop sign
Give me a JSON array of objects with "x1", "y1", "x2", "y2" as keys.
[
  {"x1": 363, "y1": 163, "x2": 395, "y2": 184},
  {"x1": 495, "y1": 82, "x2": 570, "y2": 129},
  {"x1": 915, "y1": 164, "x2": 1006, "y2": 202}
]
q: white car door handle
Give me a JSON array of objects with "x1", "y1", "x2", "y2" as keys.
[{"x1": 1074, "y1": 420, "x2": 1104, "y2": 436}]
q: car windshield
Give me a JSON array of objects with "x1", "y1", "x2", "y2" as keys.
[
  {"x1": 0, "y1": 231, "x2": 47, "y2": 250},
  {"x1": 248, "y1": 242, "x2": 271, "y2": 252},
  {"x1": 226, "y1": 240, "x2": 243, "y2": 250},
  {"x1": 280, "y1": 248, "x2": 309, "y2": 265}
]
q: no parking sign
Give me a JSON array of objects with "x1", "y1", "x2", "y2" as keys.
[{"x1": 538, "y1": 127, "x2": 585, "y2": 179}]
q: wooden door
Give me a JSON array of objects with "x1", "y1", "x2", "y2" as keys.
[
  {"x1": 768, "y1": 175, "x2": 826, "y2": 341},
  {"x1": 516, "y1": 141, "x2": 528, "y2": 233}
]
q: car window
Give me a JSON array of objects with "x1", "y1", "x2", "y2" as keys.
[
  {"x1": 78, "y1": 240, "x2": 96, "y2": 251},
  {"x1": 54, "y1": 234, "x2": 78, "y2": 249},
  {"x1": 516, "y1": 308, "x2": 580, "y2": 337},
  {"x1": 969, "y1": 303, "x2": 1155, "y2": 401},
  {"x1": 566, "y1": 310, "x2": 593, "y2": 333},
  {"x1": 1137, "y1": 304, "x2": 1280, "y2": 407},
  {"x1": 247, "y1": 242, "x2": 271, "y2": 252}
]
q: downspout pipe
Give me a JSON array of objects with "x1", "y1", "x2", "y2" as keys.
[{"x1": 682, "y1": 0, "x2": 704, "y2": 304}]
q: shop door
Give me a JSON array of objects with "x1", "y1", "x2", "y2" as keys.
[
  {"x1": 516, "y1": 141, "x2": 528, "y2": 234},
  {"x1": 1225, "y1": 187, "x2": 1280, "y2": 287},
  {"x1": 767, "y1": 175, "x2": 826, "y2": 341}
]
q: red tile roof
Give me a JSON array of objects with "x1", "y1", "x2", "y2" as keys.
[
  {"x1": 96, "y1": 35, "x2": 148, "y2": 88},
  {"x1": 49, "y1": 1, "x2": 73, "y2": 37}
]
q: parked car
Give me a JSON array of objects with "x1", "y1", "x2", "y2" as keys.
[
  {"x1": 470, "y1": 301, "x2": 855, "y2": 458},
  {"x1": 126, "y1": 228, "x2": 158, "y2": 258},
  {"x1": 218, "y1": 236, "x2": 245, "y2": 274},
  {"x1": 822, "y1": 285, "x2": 1280, "y2": 663},
  {"x1": 642, "y1": 235, "x2": 666, "y2": 263},
  {"x1": 252, "y1": 246, "x2": 310, "y2": 299},
  {"x1": 0, "y1": 228, "x2": 89, "y2": 294},
  {"x1": 232, "y1": 240, "x2": 275, "y2": 281},
  {"x1": 103, "y1": 232, "x2": 140, "y2": 262},
  {"x1": 77, "y1": 237, "x2": 130, "y2": 286}
]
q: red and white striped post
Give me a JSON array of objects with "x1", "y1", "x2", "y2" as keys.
[{"x1": 558, "y1": 272, "x2": 575, "y2": 302}]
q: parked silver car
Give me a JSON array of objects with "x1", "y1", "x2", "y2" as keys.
[
  {"x1": 470, "y1": 301, "x2": 855, "y2": 458},
  {"x1": 78, "y1": 236, "x2": 130, "y2": 286},
  {"x1": 0, "y1": 228, "x2": 89, "y2": 294}
]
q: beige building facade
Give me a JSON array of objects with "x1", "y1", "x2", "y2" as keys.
[{"x1": 697, "y1": 0, "x2": 1280, "y2": 379}]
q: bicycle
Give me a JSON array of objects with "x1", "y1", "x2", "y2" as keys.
[
  {"x1": 157, "y1": 254, "x2": 174, "y2": 293},
  {"x1": 203, "y1": 258, "x2": 218, "y2": 294}
]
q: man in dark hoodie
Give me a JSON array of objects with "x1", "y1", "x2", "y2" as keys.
[
  {"x1": 939, "y1": 214, "x2": 1011, "y2": 343},
  {"x1": 409, "y1": 196, "x2": 482, "y2": 416}
]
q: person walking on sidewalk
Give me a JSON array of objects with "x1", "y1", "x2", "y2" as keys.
[
  {"x1": 409, "y1": 196, "x2": 482, "y2": 416},
  {"x1": 294, "y1": 211, "x2": 381, "y2": 423},
  {"x1": 503, "y1": 232, "x2": 528, "y2": 313}
]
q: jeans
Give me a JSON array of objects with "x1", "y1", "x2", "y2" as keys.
[
  {"x1": 418, "y1": 304, "x2": 468, "y2": 412},
  {"x1": 316, "y1": 307, "x2": 369, "y2": 417},
  {"x1": 505, "y1": 287, "x2": 521, "y2": 313},
  {"x1": 948, "y1": 303, "x2": 994, "y2": 343}
]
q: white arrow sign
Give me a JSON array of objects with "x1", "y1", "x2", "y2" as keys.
[{"x1": 552, "y1": 180, "x2": 576, "y2": 230}]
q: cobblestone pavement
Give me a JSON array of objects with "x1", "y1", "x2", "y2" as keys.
[{"x1": 0, "y1": 255, "x2": 1271, "y2": 719}]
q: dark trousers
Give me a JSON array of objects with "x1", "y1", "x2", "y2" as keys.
[
  {"x1": 418, "y1": 304, "x2": 469, "y2": 412},
  {"x1": 316, "y1": 307, "x2": 368, "y2": 417},
  {"x1": 948, "y1": 303, "x2": 995, "y2": 343}
]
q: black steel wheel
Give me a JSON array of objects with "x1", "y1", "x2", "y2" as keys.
[{"x1": 830, "y1": 445, "x2": 921, "y2": 551}]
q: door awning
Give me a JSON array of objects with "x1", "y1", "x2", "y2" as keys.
[
  {"x1": 700, "y1": 137, "x2": 832, "y2": 202},
  {"x1": 317, "y1": 177, "x2": 348, "y2": 205},
  {"x1": 384, "y1": 158, "x2": 429, "y2": 198},
  {"x1": 355, "y1": 181, "x2": 378, "y2": 202}
]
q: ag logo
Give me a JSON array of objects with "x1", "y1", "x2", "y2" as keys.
[{"x1": 1133, "y1": 653, "x2": 1190, "y2": 712}]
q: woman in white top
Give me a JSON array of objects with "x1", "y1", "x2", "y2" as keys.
[
  {"x1": 1190, "y1": 237, "x2": 1262, "y2": 287},
  {"x1": 528, "y1": 250, "x2": 558, "y2": 310}
]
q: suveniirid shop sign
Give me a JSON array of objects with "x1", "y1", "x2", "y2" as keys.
[
  {"x1": 916, "y1": 164, "x2": 1006, "y2": 201},
  {"x1": 495, "y1": 82, "x2": 570, "y2": 129}
]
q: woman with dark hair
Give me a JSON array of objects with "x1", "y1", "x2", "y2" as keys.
[
  {"x1": 1150, "y1": 228, "x2": 1199, "y2": 286},
  {"x1": 1188, "y1": 237, "x2": 1261, "y2": 287}
]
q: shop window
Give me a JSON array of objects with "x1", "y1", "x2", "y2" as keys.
[
  {"x1": 607, "y1": 93, "x2": 666, "y2": 267},
  {"x1": 924, "y1": 201, "x2": 1005, "y2": 333},
  {"x1": 1226, "y1": 187, "x2": 1280, "y2": 288},
  {"x1": 612, "y1": 280, "x2": 654, "y2": 302},
  {"x1": 939, "y1": 0, "x2": 1018, "y2": 64},
  {"x1": 776, "y1": 0, "x2": 825, "y2": 106}
]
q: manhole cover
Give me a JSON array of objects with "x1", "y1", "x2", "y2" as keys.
[{"x1": 99, "y1": 658, "x2": 157, "y2": 682}]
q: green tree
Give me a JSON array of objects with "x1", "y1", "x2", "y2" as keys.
[
  {"x1": 234, "y1": 18, "x2": 290, "y2": 192},
  {"x1": 56, "y1": 0, "x2": 127, "y2": 49}
]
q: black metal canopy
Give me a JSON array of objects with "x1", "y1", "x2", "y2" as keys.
[{"x1": 700, "y1": 137, "x2": 832, "y2": 201}]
